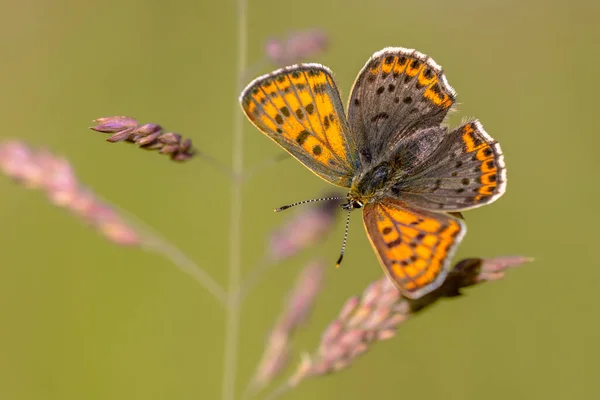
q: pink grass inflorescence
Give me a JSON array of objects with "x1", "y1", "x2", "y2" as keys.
[
  {"x1": 283, "y1": 256, "x2": 531, "y2": 389},
  {"x1": 0, "y1": 140, "x2": 141, "y2": 246},
  {"x1": 91, "y1": 116, "x2": 196, "y2": 161},
  {"x1": 254, "y1": 261, "x2": 325, "y2": 388},
  {"x1": 265, "y1": 29, "x2": 329, "y2": 66}
]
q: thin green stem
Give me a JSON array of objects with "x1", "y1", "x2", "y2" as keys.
[
  {"x1": 262, "y1": 383, "x2": 291, "y2": 400},
  {"x1": 143, "y1": 239, "x2": 227, "y2": 306},
  {"x1": 236, "y1": 256, "x2": 274, "y2": 303},
  {"x1": 196, "y1": 150, "x2": 234, "y2": 179},
  {"x1": 242, "y1": 153, "x2": 290, "y2": 182},
  {"x1": 240, "y1": 380, "x2": 257, "y2": 400},
  {"x1": 222, "y1": 0, "x2": 247, "y2": 399},
  {"x1": 97, "y1": 196, "x2": 227, "y2": 305}
]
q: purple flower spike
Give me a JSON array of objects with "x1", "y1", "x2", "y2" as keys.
[
  {"x1": 283, "y1": 254, "x2": 531, "y2": 387},
  {"x1": 251, "y1": 261, "x2": 325, "y2": 390},
  {"x1": 265, "y1": 29, "x2": 329, "y2": 66},
  {"x1": 90, "y1": 116, "x2": 196, "y2": 162},
  {"x1": 0, "y1": 141, "x2": 142, "y2": 247},
  {"x1": 91, "y1": 116, "x2": 139, "y2": 133}
]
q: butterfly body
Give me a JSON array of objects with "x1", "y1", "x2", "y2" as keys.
[
  {"x1": 240, "y1": 47, "x2": 506, "y2": 299},
  {"x1": 351, "y1": 161, "x2": 393, "y2": 201}
]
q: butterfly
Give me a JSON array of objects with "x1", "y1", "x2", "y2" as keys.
[{"x1": 239, "y1": 47, "x2": 506, "y2": 299}]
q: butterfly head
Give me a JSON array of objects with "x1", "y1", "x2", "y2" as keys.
[{"x1": 340, "y1": 195, "x2": 364, "y2": 212}]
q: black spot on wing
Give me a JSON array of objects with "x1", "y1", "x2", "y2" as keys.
[{"x1": 296, "y1": 130, "x2": 310, "y2": 145}]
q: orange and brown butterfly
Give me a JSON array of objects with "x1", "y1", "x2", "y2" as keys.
[{"x1": 239, "y1": 47, "x2": 506, "y2": 299}]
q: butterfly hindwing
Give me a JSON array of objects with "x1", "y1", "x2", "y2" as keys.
[
  {"x1": 347, "y1": 47, "x2": 456, "y2": 164},
  {"x1": 390, "y1": 120, "x2": 506, "y2": 211},
  {"x1": 363, "y1": 198, "x2": 466, "y2": 299},
  {"x1": 240, "y1": 64, "x2": 358, "y2": 187}
]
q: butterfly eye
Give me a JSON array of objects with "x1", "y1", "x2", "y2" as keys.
[{"x1": 340, "y1": 199, "x2": 363, "y2": 211}]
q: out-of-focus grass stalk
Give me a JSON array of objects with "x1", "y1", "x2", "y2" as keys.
[
  {"x1": 222, "y1": 0, "x2": 248, "y2": 399},
  {"x1": 261, "y1": 256, "x2": 532, "y2": 400},
  {"x1": 0, "y1": 140, "x2": 228, "y2": 305}
]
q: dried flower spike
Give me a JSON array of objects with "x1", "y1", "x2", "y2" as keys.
[
  {"x1": 90, "y1": 116, "x2": 196, "y2": 161},
  {"x1": 0, "y1": 140, "x2": 141, "y2": 246},
  {"x1": 254, "y1": 326, "x2": 290, "y2": 389},
  {"x1": 265, "y1": 29, "x2": 329, "y2": 66},
  {"x1": 280, "y1": 261, "x2": 325, "y2": 332},
  {"x1": 92, "y1": 116, "x2": 139, "y2": 133},
  {"x1": 252, "y1": 261, "x2": 325, "y2": 389},
  {"x1": 285, "y1": 255, "x2": 531, "y2": 388},
  {"x1": 441, "y1": 256, "x2": 532, "y2": 296}
]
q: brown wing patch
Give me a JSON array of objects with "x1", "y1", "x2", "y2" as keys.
[
  {"x1": 347, "y1": 47, "x2": 457, "y2": 162},
  {"x1": 392, "y1": 120, "x2": 506, "y2": 211}
]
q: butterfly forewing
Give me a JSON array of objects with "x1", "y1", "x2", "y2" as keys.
[
  {"x1": 347, "y1": 47, "x2": 456, "y2": 164},
  {"x1": 240, "y1": 64, "x2": 358, "y2": 187},
  {"x1": 363, "y1": 199, "x2": 466, "y2": 299}
]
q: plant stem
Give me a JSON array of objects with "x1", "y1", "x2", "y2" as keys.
[
  {"x1": 262, "y1": 382, "x2": 291, "y2": 400},
  {"x1": 223, "y1": 0, "x2": 247, "y2": 398},
  {"x1": 98, "y1": 196, "x2": 227, "y2": 305},
  {"x1": 236, "y1": 256, "x2": 274, "y2": 303},
  {"x1": 144, "y1": 239, "x2": 227, "y2": 306},
  {"x1": 242, "y1": 153, "x2": 290, "y2": 182},
  {"x1": 196, "y1": 150, "x2": 235, "y2": 179}
]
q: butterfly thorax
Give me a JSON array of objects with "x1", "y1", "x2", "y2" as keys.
[{"x1": 349, "y1": 161, "x2": 395, "y2": 204}]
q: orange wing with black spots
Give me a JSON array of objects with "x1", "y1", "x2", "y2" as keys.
[
  {"x1": 392, "y1": 120, "x2": 506, "y2": 211},
  {"x1": 363, "y1": 199, "x2": 466, "y2": 299},
  {"x1": 240, "y1": 64, "x2": 358, "y2": 187},
  {"x1": 347, "y1": 47, "x2": 456, "y2": 164}
]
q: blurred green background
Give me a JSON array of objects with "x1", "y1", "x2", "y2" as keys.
[{"x1": 0, "y1": 0, "x2": 598, "y2": 399}]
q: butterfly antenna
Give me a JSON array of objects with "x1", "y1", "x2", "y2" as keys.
[
  {"x1": 274, "y1": 196, "x2": 345, "y2": 212},
  {"x1": 335, "y1": 208, "x2": 352, "y2": 268}
]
